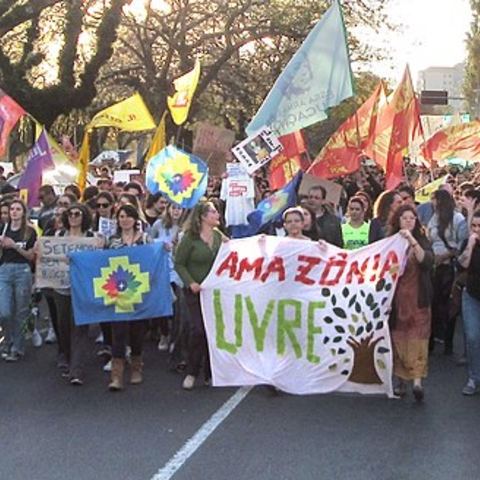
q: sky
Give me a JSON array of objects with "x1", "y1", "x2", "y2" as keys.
[{"x1": 363, "y1": 0, "x2": 472, "y2": 84}]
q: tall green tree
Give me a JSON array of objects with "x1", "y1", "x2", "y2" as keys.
[
  {"x1": 97, "y1": 0, "x2": 396, "y2": 135},
  {"x1": 0, "y1": 0, "x2": 129, "y2": 128},
  {"x1": 464, "y1": 0, "x2": 480, "y2": 117}
]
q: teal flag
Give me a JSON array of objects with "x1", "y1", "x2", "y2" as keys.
[{"x1": 246, "y1": 0, "x2": 354, "y2": 137}]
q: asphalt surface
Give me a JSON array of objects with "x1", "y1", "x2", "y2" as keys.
[{"x1": 1, "y1": 325, "x2": 479, "y2": 480}]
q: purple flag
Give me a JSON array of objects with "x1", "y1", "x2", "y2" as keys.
[{"x1": 18, "y1": 129, "x2": 54, "y2": 207}]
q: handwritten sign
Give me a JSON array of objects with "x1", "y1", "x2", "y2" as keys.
[
  {"x1": 193, "y1": 123, "x2": 236, "y2": 176},
  {"x1": 35, "y1": 237, "x2": 100, "y2": 289},
  {"x1": 201, "y1": 234, "x2": 408, "y2": 396}
]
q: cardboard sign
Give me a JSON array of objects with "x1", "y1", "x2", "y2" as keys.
[
  {"x1": 193, "y1": 123, "x2": 236, "y2": 176},
  {"x1": 299, "y1": 173, "x2": 343, "y2": 208},
  {"x1": 231, "y1": 127, "x2": 283, "y2": 174},
  {"x1": 35, "y1": 237, "x2": 100, "y2": 289}
]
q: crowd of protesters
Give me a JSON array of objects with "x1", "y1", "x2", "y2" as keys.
[{"x1": 1, "y1": 159, "x2": 480, "y2": 400}]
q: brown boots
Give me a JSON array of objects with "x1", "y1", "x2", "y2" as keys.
[
  {"x1": 108, "y1": 358, "x2": 124, "y2": 391},
  {"x1": 130, "y1": 355, "x2": 143, "y2": 384},
  {"x1": 108, "y1": 355, "x2": 143, "y2": 391}
]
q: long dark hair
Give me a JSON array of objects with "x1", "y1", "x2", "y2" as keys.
[
  {"x1": 115, "y1": 204, "x2": 140, "y2": 234},
  {"x1": 62, "y1": 203, "x2": 92, "y2": 233},
  {"x1": 432, "y1": 189, "x2": 455, "y2": 240},
  {"x1": 388, "y1": 204, "x2": 427, "y2": 245},
  {"x1": 300, "y1": 204, "x2": 320, "y2": 240},
  {"x1": 9, "y1": 199, "x2": 29, "y2": 240},
  {"x1": 373, "y1": 190, "x2": 399, "y2": 225}
]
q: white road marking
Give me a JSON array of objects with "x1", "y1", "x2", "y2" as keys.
[{"x1": 151, "y1": 386, "x2": 252, "y2": 480}]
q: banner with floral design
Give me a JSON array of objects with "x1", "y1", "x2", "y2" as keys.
[{"x1": 69, "y1": 243, "x2": 173, "y2": 325}]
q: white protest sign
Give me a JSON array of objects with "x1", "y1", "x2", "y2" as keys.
[
  {"x1": 231, "y1": 127, "x2": 283, "y2": 174},
  {"x1": 98, "y1": 217, "x2": 117, "y2": 239},
  {"x1": 35, "y1": 237, "x2": 100, "y2": 289},
  {"x1": 201, "y1": 234, "x2": 408, "y2": 396}
]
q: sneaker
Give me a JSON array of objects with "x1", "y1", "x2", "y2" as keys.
[
  {"x1": 97, "y1": 346, "x2": 112, "y2": 358},
  {"x1": 1, "y1": 346, "x2": 11, "y2": 359},
  {"x1": 45, "y1": 328, "x2": 56, "y2": 344},
  {"x1": 462, "y1": 379, "x2": 478, "y2": 396},
  {"x1": 182, "y1": 375, "x2": 195, "y2": 390},
  {"x1": 103, "y1": 359, "x2": 112, "y2": 372},
  {"x1": 4, "y1": 352, "x2": 20, "y2": 362},
  {"x1": 456, "y1": 356, "x2": 467, "y2": 366},
  {"x1": 70, "y1": 377, "x2": 84, "y2": 386},
  {"x1": 32, "y1": 329, "x2": 43, "y2": 348},
  {"x1": 157, "y1": 335, "x2": 169, "y2": 352},
  {"x1": 95, "y1": 332, "x2": 104, "y2": 344}
]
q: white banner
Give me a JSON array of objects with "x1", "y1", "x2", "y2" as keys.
[{"x1": 201, "y1": 234, "x2": 408, "y2": 397}]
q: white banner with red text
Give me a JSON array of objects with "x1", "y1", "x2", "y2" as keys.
[{"x1": 201, "y1": 234, "x2": 408, "y2": 397}]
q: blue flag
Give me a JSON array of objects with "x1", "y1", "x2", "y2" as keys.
[
  {"x1": 69, "y1": 243, "x2": 173, "y2": 325},
  {"x1": 233, "y1": 171, "x2": 302, "y2": 238},
  {"x1": 145, "y1": 145, "x2": 208, "y2": 208},
  {"x1": 246, "y1": 0, "x2": 354, "y2": 137}
]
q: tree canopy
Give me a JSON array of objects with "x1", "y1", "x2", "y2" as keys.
[{"x1": 0, "y1": 0, "x2": 397, "y2": 156}]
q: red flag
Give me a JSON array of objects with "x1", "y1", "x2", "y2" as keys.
[
  {"x1": 365, "y1": 66, "x2": 424, "y2": 189},
  {"x1": 269, "y1": 131, "x2": 308, "y2": 189},
  {"x1": 420, "y1": 120, "x2": 480, "y2": 162},
  {"x1": 307, "y1": 82, "x2": 385, "y2": 179},
  {"x1": 0, "y1": 89, "x2": 26, "y2": 157}
]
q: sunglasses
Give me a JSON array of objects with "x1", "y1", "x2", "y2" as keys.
[
  {"x1": 58, "y1": 201, "x2": 70, "y2": 207},
  {"x1": 68, "y1": 210, "x2": 83, "y2": 218},
  {"x1": 97, "y1": 202, "x2": 111, "y2": 208}
]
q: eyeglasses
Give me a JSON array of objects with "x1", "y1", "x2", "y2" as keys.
[
  {"x1": 68, "y1": 211, "x2": 83, "y2": 218},
  {"x1": 97, "y1": 202, "x2": 111, "y2": 208}
]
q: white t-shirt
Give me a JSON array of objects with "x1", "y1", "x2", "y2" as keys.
[{"x1": 220, "y1": 177, "x2": 255, "y2": 226}]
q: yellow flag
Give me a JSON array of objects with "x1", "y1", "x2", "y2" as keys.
[
  {"x1": 167, "y1": 59, "x2": 201, "y2": 125},
  {"x1": 76, "y1": 130, "x2": 91, "y2": 192},
  {"x1": 145, "y1": 112, "x2": 167, "y2": 165},
  {"x1": 89, "y1": 93, "x2": 156, "y2": 131},
  {"x1": 415, "y1": 174, "x2": 448, "y2": 203}
]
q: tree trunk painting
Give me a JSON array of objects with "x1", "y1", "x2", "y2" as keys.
[{"x1": 347, "y1": 334, "x2": 384, "y2": 384}]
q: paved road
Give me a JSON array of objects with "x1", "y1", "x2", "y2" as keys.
[{"x1": 1, "y1": 328, "x2": 479, "y2": 480}]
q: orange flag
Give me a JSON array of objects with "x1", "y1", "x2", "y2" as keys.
[
  {"x1": 269, "y1": 131, "x2": 308, "y2": 189},
  {"x1": 0, "y1": 89, "x2": 26, "y2": 157},
  {"x1": 420, "y1": 120, "x2": 480, "y2": 162},
  {"x1": 365, "y1": 66, "x2": 424, "y2": 189},
  {"x1": 307, "y1": 82, "x2": 386, "y2": 179}
]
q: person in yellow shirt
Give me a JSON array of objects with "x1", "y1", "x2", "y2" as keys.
[{"x1": 342, "y1": 197, "x2": 369, "y2": 250}]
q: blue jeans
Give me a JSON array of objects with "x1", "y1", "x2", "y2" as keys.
[
  {"x1": 0, "y1": 262, "x2": 33, "y2": 355},
  {"x1": 462, "y1": 290, "x2": 480, "y2": 382}
]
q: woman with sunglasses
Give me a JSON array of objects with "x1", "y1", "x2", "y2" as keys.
[
  {"x1": 52, "y1": 203, "x2": 97, "y2": 385},
  {"x1": 107, "y1": 204, "x2": 152, "y2": 391},
  {"x1": 0, "y1": 199, "x2": 37, "y2": 361}
]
